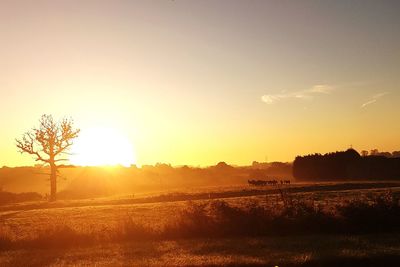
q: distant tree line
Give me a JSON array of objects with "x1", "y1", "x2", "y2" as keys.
[
  {"x1": 0, "y1": 161, "x2": 293, "y2": 200},
  {"x1": 360, "y1": 149, "x2": 400, "y2": 158},
  {"x1": 293, "y1": 149, "x2": 400, "y2": 181}
]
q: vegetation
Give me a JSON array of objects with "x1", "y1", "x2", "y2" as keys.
[
  {"x1": 0, "y1": 162, "x2": 292, "y2": 199},
  {"x1": 0, "y1": 191, "x2": 41, "y2": 205},
  {"x1": 293, "y1": 148, "x2": 400, "y2": 181},
  {"x1": 3, "y1": 148, "x2": 399, "y2": 201},
  {"x1": 1, "y1": 190, "x2": 399, "y2": 248},
  {"x1": 1, "y1": 234, "x2": 399, "y2": 267},
  {"x1": 2, "y1": 148, "x2": 400, "y2": 266},
  {"x1": 1, "y1": 183, "x2": 400, "y2": 266},
  {"x1": 15, "y1": 114, "x2": 80, "y2": 201}
]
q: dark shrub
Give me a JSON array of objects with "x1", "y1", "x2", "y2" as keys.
[
  {"x1": 0, "y1": 191, "x2": 42, "y2": 205},
  {"x1": 337, "y1": 191, "x2": 400, "y2": 233}
]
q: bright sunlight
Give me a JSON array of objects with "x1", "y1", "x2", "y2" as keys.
[{"x1": 69, "y1": 127, "x2": 136, "y2": 167}]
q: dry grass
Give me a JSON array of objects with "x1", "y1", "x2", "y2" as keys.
[
  {"x1": 1, "y1": 182, "x2": 400, "y2": 266},
  {"x1": 1, "y1": 234, "x2": 400, "y2": 267},
  {"x1": 1, "y1": 190, "x2": 400, "y2": 245}
]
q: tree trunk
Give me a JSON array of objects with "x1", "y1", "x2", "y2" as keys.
[{"x1": 50, "y1": 163, "x2": 57, "y2": 201}]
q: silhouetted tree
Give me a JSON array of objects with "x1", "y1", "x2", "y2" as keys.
[
  {"x1": 361, "y1": 150, "x2": 368, "y2": 157},
  {"x1": 16, "y1": 114, "x2": 79, "y2": 201},
  {"x1": 370, "y1": 149, "x2": 379, "y2": 156},
  {"x1": 393, "y1": 151, "x2": 400, "y2": 158},
  {"x1": 293, "y1": 149, "x2": 400, "y2": 181}
]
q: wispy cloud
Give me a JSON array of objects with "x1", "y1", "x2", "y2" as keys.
[
  {"x1": 361, "y1": 92, "x2": 389, "y2": 108},
  {"x1": 261, "y1": 84, "x2": 334, "y2": 104}
]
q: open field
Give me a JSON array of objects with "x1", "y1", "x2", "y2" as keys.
[
  {"x1": 1, "y1": 181, "x2": 400, "y2": 211},
  {"x1": 1, "y1": 181, "x2": 400, "y2": 266},
  {"x1": 1, "y1": 234, "x2": 400, "y2": 267}
]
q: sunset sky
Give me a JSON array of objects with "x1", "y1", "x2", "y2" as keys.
[{"x1": 1, "y1": 0, "x2": 399, "y2": 167}]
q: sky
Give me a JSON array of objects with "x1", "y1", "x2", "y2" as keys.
[{"x1": 0, "y1": 0, "x2": 399, "y2": 167}]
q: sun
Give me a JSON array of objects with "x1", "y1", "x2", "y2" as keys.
[{"x1": 69, "y1": 127, "x2": 136, "y2": 167}]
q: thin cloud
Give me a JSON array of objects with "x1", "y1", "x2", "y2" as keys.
[
  {"x1": 361, "y1": 92, "x2": 389, "y2": 108},
  {"x1": 261, "y1": 84, "x2": 334, "y2": 104},
  {"x1": 309, "y1": 84, "x2": 334, "y2": 94},
  {"x1": 361, "y1": 99, "x2": 377, "y2": 108}
]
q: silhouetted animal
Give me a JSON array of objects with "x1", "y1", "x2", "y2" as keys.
[
  {"x1": 248, "y1": 179, "x2": 279, "y2": 187},
  {"x1": 248, "y1": 180, "x2": 267, "y2": 186}
]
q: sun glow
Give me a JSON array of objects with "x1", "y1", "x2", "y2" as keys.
[{"x1": 69, "y1": 127, "x2": 136, "y2": 167}]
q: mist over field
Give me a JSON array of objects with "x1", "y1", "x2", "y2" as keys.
[{"x1": 0, "y1": 161, "x2": 292, "y2": 199}]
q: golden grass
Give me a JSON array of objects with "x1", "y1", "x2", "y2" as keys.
[
  {"x1": 1, "y1": 183, "x2": 400, "y2": 266},
  {"x1": 1, "y1": 185, "x2": 399, "y2": 242},
  {"x1": 1, "y1": 234, "x2": 400, "y2": 267}
]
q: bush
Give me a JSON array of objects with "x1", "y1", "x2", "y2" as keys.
[
  {"x1": 337, "y1": 190, "x2": 400, "y2": 233},
  {"x1": 164, "y1": 190, "x2": 400, "y2": 238},
  {"x1": 117, "y1": 216, "x2": 158, "y2": 241}
]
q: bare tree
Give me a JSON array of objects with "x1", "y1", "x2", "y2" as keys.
[{"x1": 16, "y1": 114, "x2": 80, "y2": 201}]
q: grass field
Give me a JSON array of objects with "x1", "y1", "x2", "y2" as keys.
[
  {"x1": 2, "y1": 234, "x2": 400, "y2": 267},
  {"x1": 1, "y1": 181, "x2": 400, "y2": 266}
]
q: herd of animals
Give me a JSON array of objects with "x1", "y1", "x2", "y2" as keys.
[{"x1": 248, "y1": 179, "x2": 291, "y2": 187}]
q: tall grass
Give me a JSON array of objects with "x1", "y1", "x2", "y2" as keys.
[{"x1": 1, "y1": 190, "x2": 399, "y2": 250}]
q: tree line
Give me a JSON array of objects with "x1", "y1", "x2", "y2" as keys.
[{"x1": 293, "y1": 149, "x2": 400, "y2": 181}]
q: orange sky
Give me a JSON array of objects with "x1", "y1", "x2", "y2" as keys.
[{"x1": 1, "y1": 1, "x2": 399, "y2": 167}]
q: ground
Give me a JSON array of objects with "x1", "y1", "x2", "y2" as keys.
[{"x1": 1, "y1": 181, "x2": 400, "y2": 266}]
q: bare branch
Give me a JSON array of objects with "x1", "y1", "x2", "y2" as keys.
[
  {"x1": 16, "y1": 132, "x2": 49, "y2": 163},
  {"x1": 16, "y1": 114, "x2": 79, "y2": 177}
]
